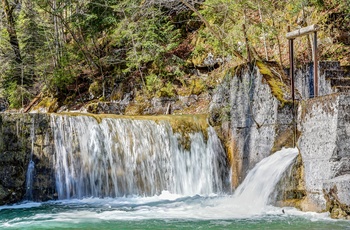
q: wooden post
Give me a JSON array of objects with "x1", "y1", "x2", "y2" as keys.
[
  {"x1": 288, "y1": 26, "x2": 296, "y2": 148},
  {"x1": 289, "y1": 41, "x2": 295, "y2": 107},
  {"x1": 313, "y1": 31, "x2": 318, "y2": 97}
]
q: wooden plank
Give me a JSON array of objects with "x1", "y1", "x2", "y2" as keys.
[
  {"x1": 23, "y1": 93, "x2": 42, "y2": 113},
  {"x1": 286, "y1": 24, "x2": 320, "y2": 39}
]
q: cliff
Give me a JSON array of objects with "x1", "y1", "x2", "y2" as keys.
[{"x1": 0, "y1": 113, "x2": 55, "y2": 205}]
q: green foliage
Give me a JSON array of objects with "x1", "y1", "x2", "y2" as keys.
[
  {"x1": 114, "y1": 10, "x2": 181, "y2": 75},
  {"x1": 71, "y1": 0, "x2": 119, "y2": 37},
  {"x1": 145, "y1": 74, "x2": 162, "y2": 93},
  {"x1": 50, "y1": 54, "x2": 77, "y2": 92},
  {"x1": 51, "y1": 69, "x2": 75, "y2": 91},
  {"x1": 6, "y1": 82, "x2": 31, "y2": 109},
  {"x1": 18, "y1": 0, "x2": 45, "y2": 86},
  {"x1": 158, "y1": 82, "x2": 176, "y2": 98},
  {"x1": 0, "y1": 0, "x2": 349, "y2": 110}
]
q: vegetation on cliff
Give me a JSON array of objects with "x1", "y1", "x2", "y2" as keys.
[{"x1": 0, "y1": 0, "x2": 349, "y2": 110}]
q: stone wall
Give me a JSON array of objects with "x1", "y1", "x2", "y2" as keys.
[
  {"x1": 295, "y1": 61, "x2": 343, "y2": 99},
  {"x1": 298, "y1": 93, "x2": 350, "y2": 217},
  {"x1": 0, "y1": 113, "x2": 56, "y2": 205}
]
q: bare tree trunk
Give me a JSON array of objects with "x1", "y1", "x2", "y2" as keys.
[
  {"x1": 2, "y1": 0, "x2": 22, "y2": 66},
  {"x1": 258, "y1": 2, "x2": 268, "y2": 61},
  {"x1": 53, "y1": 0, "x2": 62, "y2": 67},
  {"x1": 272, "y1": 19, "x2": 283, "y2": 66}
]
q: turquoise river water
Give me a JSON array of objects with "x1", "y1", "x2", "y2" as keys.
[{"x1": 0, "y1": 195, "x2": 349, "y2": 230}]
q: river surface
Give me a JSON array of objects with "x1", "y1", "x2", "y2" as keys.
[{"x1": 0, "y1": 195, "x2": 349, "y2": 230}]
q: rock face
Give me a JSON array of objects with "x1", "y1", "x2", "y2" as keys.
[
  {"x1": 209, "y1": 62, "x2": 294, "y2": 187},
  {"x1": 0, "y1": 113, "x2": 56, "y2": 205},
  {"x1": 298, "y1": 94, "x2": 350, "y2": 217}
]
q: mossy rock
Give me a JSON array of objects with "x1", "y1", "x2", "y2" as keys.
[
  {"x1": 86, "y1": 102, "x2": 99, "y2": 114},
  {"x1": 124, "y1": 93, "x2": 150, "y2": 115},
  {"x1": 33, "y1": 97, "x2": 59, "y2": 112},
  {"x1": 256, "y1": 61, "x2": 292, "y2": 107},
  {"x1": 324, "y1": 185, "x2": 350, "y2": 219},
  {"x1": 272, "y1": 124, "x2": 300, "y2": 153},
  {"x1": 125, "y1": 102, "x2": 148, "y2": 116},
  {"x1": 157, "y1": 83, "x2": 177, "y2": 98},
  {"x1": 110, "y1": 83, "x2": 125, "y2": 101},
  {"x1": 190, "y1": 79, "x2": 206, "y2": 95},
  {"x1": 89, "y1": 81, "x2": 103, "y2": 99}
]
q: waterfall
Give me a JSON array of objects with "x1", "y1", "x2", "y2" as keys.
[
  {"x1": 24, "y1": 161, "x2": 35, "y2": 200},
  {"x1": 230, "y1": 148, "x2": 298, "y2": 212},
  {"x1": 51, "y1": 115, "x2": 229, "y2": 199},
  {"x1": 24, "y1": 120, "x2": 36, "y2": 200}
]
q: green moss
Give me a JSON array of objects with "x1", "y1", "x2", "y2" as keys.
[
  {"x1": 256, "y1": 61, "x2": 291, "y2": 107},
  {"x1": 63, "y1": 94, "x2": 76, "y2": 105},
  {"x1": 89, "y1": 81, "x2": 102, "y2": 98},
  {"x1": 125, "y1": 102, "x2": 149, "y2": 116},
  {"x1": 33, "y1": 97, "x2": 59, "y2": 112},
  {"x1": 324, "y1": 185, "x2": 350, "y2": 219},
  {"x1": 191, "y1": 79, "x2": 206, "y2": 95},
  {"x1": 110, "y1": 83, "x2": 124, "y2": 101},
  {"x1": 56, "y1": 112, "x2": 208, "y2": 136},
  {"x1": 157, "y1": 82, "x2": 177, "y2": 98},
  {"x1": 256, "y1": 61, "x2": 273, "y2": 76},
  {"x1": 86, "y1": 102, "x2": 99, "y2": 114},
  {"x1": 145, "y1": 74, "x2": 162, "y2": 93},
  {"x1": 124, "y1": 93, "x2": 150, "y2": 115}
]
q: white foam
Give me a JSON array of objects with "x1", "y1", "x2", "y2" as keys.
[
  {"x1": 16, "y1": 198, "x2": 332, "y2": 221},
  {"x1": 1, "y1": 195, "x2": 336, "y2": 229},
  {"x1": 0, "y1": 202, "x2": 41, "y2": 211}
]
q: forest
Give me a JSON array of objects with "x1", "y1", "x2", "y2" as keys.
[{"x1": 0, "y1": 0, "x2": 349, "y2": 110}]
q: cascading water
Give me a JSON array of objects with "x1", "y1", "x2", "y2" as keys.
[
  {"x1": 226, "y1": 148, "x2": 299, "y2": 214},
  {"x1": 51, "y1": 115, "x2": 229, "y2": 199},
  {"x1": 24, "y1": 119, "x2": 36, "y2": 200},
  {"x1": 24, "y1": 161, "x2": 35, "y2": 200}
]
